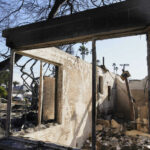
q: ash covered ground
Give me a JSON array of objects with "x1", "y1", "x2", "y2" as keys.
[
  {"x1": 1, "y1": 100, "x2": 150, "y2": 150},
  {"x1": 82, "y1": 119, "x2": 150, "y2": 150}
]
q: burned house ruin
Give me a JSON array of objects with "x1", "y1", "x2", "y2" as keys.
[{"x1": 1, "y1": 0, "x2": 150, "y2": 149}]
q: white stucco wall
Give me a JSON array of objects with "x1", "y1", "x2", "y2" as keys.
[{"x1": 15, "y1": 47, "x2": 118, "y2": 148}]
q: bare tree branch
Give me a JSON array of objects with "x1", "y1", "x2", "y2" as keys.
[
  {"x1": 0, "y1": 0, "x2": 24, "y2": 23},
  {"x1": 47, "y1": 0, "x2": 67, "y2": 19}
]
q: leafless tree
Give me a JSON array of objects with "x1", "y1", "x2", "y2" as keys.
[{"x1": 0, "y1": 0, "x2": 125, "y2": 102}]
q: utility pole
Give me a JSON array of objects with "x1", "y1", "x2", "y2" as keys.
[
  {"x1": 112, "y1": 63, "x2": 116, "y2": 73},
  {"x1": 115, "y1": 67, "x2": 118, "y2": 74},
  {"x1": 120, "y1": 64, "x2": 129, "y2": 72},
  {"x1": 102, "y1": 57, "x2": 105, "y2": 66}
]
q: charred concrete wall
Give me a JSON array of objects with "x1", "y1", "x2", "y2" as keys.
[
  {"x1": 17, "y1": 48, "x2": 93, "y2": 148},
  {"x1": 16, "y1": 47, "x2": 136, "y2": 148},
  {"x1": 98, "y1": 73, "x2": 134, "y2": 121},
  {"x1": 16, "y1": 47, "x2": 120, "y2": 148},
  {"x1": 129, "y1": 77, "x2": 148, "y2": 132},
  {"x1": 115, "y1": 77, "x2": 133, "y2": 121},
  {"x1": 97, "y1": 71, "x2": 116, "y2": 119}
]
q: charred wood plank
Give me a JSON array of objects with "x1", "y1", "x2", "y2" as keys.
[
  {"x1": 92, "y1": 39, "x2": 97, "y2": 150},
  {"x1": 6, "y1": 50, "x2": 15, "y2": 136},
  {"x1": 0, "y1": 137, "x2": 79, "y2": 150},
  {"x1": 147, "y1": 32, "x2": 150, "y2": 133}
]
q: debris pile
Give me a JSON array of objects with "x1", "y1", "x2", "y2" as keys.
[
  {"x1": 0, "y1": 100, "x2": 38, "y2": 133},
  {"x1": 0, "y1": 100, "x2": 58, "y2": 138},
  {"x1": 82, "y1": 119, "x2": 150, "y2": 150}
]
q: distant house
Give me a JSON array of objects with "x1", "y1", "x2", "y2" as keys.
[
  {"x1": 12, "y1": 85, "x2": 31, "y2": 101},
  {"x1": 13, "y1": 85, "x2": 27, "y2": 95},
  {"x1": 12, "y1": 94, "x2": 24, "y2": 101},
  {"x1": 0, "y1": 84, "x2": 6, "y2": 89}
]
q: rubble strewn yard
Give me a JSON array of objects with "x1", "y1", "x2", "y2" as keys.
[
  {"x1": 82, "y1": 119, "x2": 150, "y2": 150},
  {"x1": 1, "y1": 0, "x2": 150, "y2": 149}
]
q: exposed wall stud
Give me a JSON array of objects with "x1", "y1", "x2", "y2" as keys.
[
  {"x1": 54, "y1": 66, "x2": 58, "y2": 122},
  {"x1": 92, "y1": 39, "x2": 97, "y2": 150},
  {"x1": 38, "y1": 61, "x2": 44, "y2": 125},
  {"x1": 6, "y1": 49, "x2": 15, "y2": 137},
  {"x1": 147, "y1": 32, "x2": 150, "y2": 133}
]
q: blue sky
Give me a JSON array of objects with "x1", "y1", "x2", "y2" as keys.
[
  {"x1": 13, "y1": 34, "x2": 147, "y2": 84},
  {"x1": 0, "y1": 0, "x2": 147, "y2": 83},
  {"x1": 82, "y1": 34, "x2": 147, "y2": 80}
]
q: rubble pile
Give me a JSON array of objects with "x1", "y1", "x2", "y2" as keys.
[
  {"x1": 0, "y1": 100, "x2": 58, "y2": 138},
  {"x1": 82, "y1": 119, "x2": 150, "y2": 150},
  {"x1": 0, "y1": 99, "x2": 39, "y2": 131}
]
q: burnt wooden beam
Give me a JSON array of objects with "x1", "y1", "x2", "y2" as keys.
[
  {"x1": 2, "y1": 0, "x2": 150, "y2": 50},
  {"x1": 54, "y1": 66, "x2": 58, "y2": 122},
  {"x1": 92, "y1": 39, "x2": 96, "y2": 150},
  {"x1": 6, "y1": 50, "x2": 15, "y2": 136},
  {"x1": 147, "y1": 32, "x2": 150, "y2": 133},
  {"x1": 0, "y1": 136, "x2": 80, "y2": 150}
]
